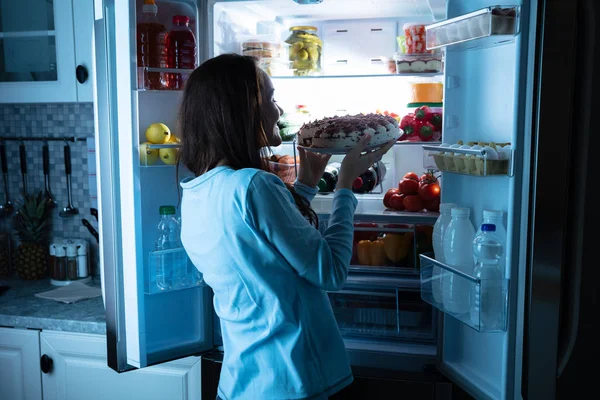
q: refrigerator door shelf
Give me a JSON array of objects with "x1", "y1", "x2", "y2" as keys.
[
  {"x1": 136, "y1": 67, "x2": 195, "y2": 91},
  {"x1": 145, "y1": 247, "x2": 205, "y2": 295},
  {"x1": 419, "y1": 253, "x2": 508, "y2": 333},
  {"x1": 423, "y1": 144, "x2": 515, "y2": 177},
  {"x1": 426, "y1": 6, "x2": 521, "y2": 51}
]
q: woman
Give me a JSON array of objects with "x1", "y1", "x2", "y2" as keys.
[{"x1": 178, "y1": 54, "x2": 394, "y2": 400}]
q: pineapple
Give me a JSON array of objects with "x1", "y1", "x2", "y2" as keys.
[{"x1": 14, "y1": 192, "x2": 50, "y2": 280}]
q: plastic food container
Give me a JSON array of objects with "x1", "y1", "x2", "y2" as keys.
[
  {"x1": 285, "y1": 26, "x2": 322, "y2": 76},
  {"x1": 258, "y1": 58, "x2": 293, "y2": 77},
  {"x1": 403, "y1": 23, "x2": 429, "y2": 54},
  {"x1": 267, "y1": 155, "x2": 299, "y2": 184},
  {"x1": 241, "y1": 38, "x2": 282, "y2": 60},
  {"x1": 399, "y1": 103, "x2": 443, "y2": 142},
  {"x1": 409, "y1": 82, "x2": 444, "y2": 103},
  {"x1": 394, "y1": 53, "x2": 443, "y2": 74}
]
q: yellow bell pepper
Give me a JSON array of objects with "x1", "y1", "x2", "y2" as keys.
[
  {"x1": 383, "y1": 233, "x2": 413, "y2": 263},
  {"x1": 357, "y1": 240, "x2": 387, "y2": 266}
]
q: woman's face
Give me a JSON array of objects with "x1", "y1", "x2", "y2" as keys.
[{"x1": 260, "y1": 70, "x2": 284, "y2": 147}]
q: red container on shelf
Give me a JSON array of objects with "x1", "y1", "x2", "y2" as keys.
[
  {"x1": 136, "y1": 0, "x2": 168, "y2": 90},
  {"x1": 403, "y1": 23, "x2": 429, "y2": 54}
]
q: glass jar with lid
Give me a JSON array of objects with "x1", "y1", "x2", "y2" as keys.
[{"x1": 285, "y1": 26, "x2": 322, "y2": 76}]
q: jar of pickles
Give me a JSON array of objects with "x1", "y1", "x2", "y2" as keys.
[{"x1": 285, "y1": 26, "x2": 322, "y2": 76}]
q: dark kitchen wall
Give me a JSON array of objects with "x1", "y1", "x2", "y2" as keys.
[{"x1": 0, "y1": 103, "x2": 100, "y2": 276}]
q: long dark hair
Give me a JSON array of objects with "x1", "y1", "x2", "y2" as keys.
[{"x1": 178, "y1": 54, "x2": 318, "y2": 226}]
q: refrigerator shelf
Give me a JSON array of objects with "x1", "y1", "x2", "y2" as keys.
[
  {"x1": 139, "y1": 143, "x2": 181, "y2": 167},
  {"x1": 145, "y1": 248, "x2": 204, "y2": 295},
  {"x1": 270, "y1": 72, "x2": 443, "y2": 80},
  {"x1": 136, "y1": 67, "x2": 195, "y2": 91},
  {"x1": 425, "y1": 6, "x2": 520, "y2": 51},
  {"x1": 419, "y1": 253, "x2": 508, "y2": 333},
  {"x1": 422, "y1": 144, "x2": 515, "y2": 177}
]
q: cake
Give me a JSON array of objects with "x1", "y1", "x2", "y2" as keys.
[{"x1": 298, "y1": 113, "x2": 401, "y2": 149}]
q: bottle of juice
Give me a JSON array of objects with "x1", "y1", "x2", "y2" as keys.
[
  {"x1": 166, "y1": 15, "x2": 197, "y2": 90},
  {"x1": 136, "y1": 0, "x2": 168, "y2": 90}
]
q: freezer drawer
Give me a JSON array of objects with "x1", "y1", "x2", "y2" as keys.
[{"x1": 328, "y1": 281, "x2": 435, "y2": 343}]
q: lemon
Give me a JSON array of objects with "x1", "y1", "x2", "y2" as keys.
[
  {"x1": 167, "y1": 134, "x2": 181, "y2": 144},
  {"x1": 159, "y1": 148, "x2": 178, "y2": 165},
  {"x1": 145, "y1": 123, "x2": 171, "y2": 144},
  {"x1": 139, "y1": 142, "x2": 159, "y2": 165}
]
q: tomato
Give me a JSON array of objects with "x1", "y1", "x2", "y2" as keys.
[
  {"x1": 389, "y1": 193, "x2": 406, "y2": 210},
  {"x1": 399, "y1": 178, "x2": 419, "y2": 195},
  {"x1": 419, "y1": 171, "x2": 437, "y2": 186},
  {"x1": 403, "y1": 195, "x2": 424, "y2": 212},
  {"x1": 383, "y1": 188, "x2": 400, "y2": 209},
  {"x1": 403, "y1": 172, "x2": 419, "y2": 181},
  {"x1": 424, "y1": 197, "x2": 440, "y2": 212},
  {"x1": 419, "y1": 182, "x2": 441, "y2": 201}
]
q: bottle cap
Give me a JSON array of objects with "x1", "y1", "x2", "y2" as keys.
[
  {"x1": 173, "y1": 15, "x2": 190, "y2": 25},
  {"x1": 439, "y1": 203, "x2": 457, "y2": 212},
  {"x1": 76, "y1": 240, "x2": 88, "y2": 256},
  {"x1": 55, "y1": 246, "x2": 66, "y2": 257},
  {"x1": 451, "y1": 207, "x2": 470, "y2": 217},
  {"x1": 159, "y1": 205, "x2": 176, "y2": 215},
  {"x1": 352, "y1": 177, "x2": 363, "y2": 190},
  {"x1": 66, "y1": 244, "x2": 78, "y2": 257},
  {"x1": 481, "y1": 223, "x2": 496, "y2": 232},
  {"x1": 483, "y1": 209, "x2": 504, "y2": 220}
]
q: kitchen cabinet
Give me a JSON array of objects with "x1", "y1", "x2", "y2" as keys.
[
  {"x1": 0, "y1": 327, "x2": 43, "y2": 400},
  {"x1": 0, "y1": 0, "x2": 94, "y2": 103},
  {"x1": 40, "y1": 330, "x2": 202, "y2": 400}
]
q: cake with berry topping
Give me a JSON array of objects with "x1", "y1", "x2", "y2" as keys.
[{"x1": 298, "y1": 113, "x2": 401, "y2": 149}]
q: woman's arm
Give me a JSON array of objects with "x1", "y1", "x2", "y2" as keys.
[
  {"x1": 246, "y1": 172, "x2": 356, "y2": 291},
  {"x1": 293, "y1": 179, "x2": 318, "y2": 203}
]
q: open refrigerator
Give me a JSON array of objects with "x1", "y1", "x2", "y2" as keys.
[{"x1": 93, "y1": 0, "x2": 598, "y2": 399}]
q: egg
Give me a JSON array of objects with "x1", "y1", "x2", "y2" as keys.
[
  {"x1": 448, "y1": 143, "x2": 462, "y2": 156},
  {"x1": 482, "y1": 146, "x2": 499, "y2": 160},
  {"x1": 498, "y1": 145, "x2": 512, "y2": 160}
]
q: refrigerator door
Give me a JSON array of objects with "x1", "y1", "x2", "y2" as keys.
[
  {"x1": 94, "y1": 0, "x2": 212, "y2": 372},
  {"x1": 432, "y1": 0, "x2": 539, "y2": 399}
]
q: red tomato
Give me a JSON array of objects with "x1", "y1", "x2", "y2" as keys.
[
  {"x1": 399, "y1": 178, "x2": 419, "y2": 195},
  {"x1": 389, "y1": 193, "x2": 406, "y2": 210},
  {"x1": 419, "y1": 182, "x2": 441, "y2": 201},
  {"x1": 403, "y1": 172, "x2": 419, "y2": 181},
  {"x1": 403, "y1": 195, "x2": 424, "y2": 212},
  {"x1": 419, "y1": 171, "x2": 437, "y2": 186},
  {"x1": 424, "y1": 197, "x2": 440, "y2": 212},
  {"x1": 383, "y1": 188, "x2": 400, "y2": 209}
]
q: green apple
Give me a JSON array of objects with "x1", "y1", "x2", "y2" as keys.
[{"x1": 159, "y1": 148, "x2": 178, "y2": 165}]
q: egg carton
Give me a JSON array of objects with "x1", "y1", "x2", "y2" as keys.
[{"x1": 424, "y1": 141, "x2": 513, "y2": 177}]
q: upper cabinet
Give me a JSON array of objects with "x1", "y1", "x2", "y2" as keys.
[{"x1": 0, "y1": 0, "x2": 94, "y2": 103}]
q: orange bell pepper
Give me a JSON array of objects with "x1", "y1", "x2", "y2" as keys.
[
  {"x1": 383, "y1": 233, "x2": 413, "y2": 263},
  {"x1": 357, "y1": 240, "x2": 387, "y2": 266}
]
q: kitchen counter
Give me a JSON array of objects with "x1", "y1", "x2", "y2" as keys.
[{"x1": 0, "y1": 277, "x2": 106, "y2": 334}]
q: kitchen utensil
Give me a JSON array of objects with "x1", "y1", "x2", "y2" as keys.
[
  {"x1": 0, "y1": 143, "x2": 13, "y2": 217},
  {"x1": 42, "y1": 143, "x2": 57, "y2": 208},
  {"x1": 59, "y1": 144, "x2": 79, "y2": 217},
  {"x1": 90, "y1": 208, "x2": 98, "y2": 222},
  {"x1": 19, "y1": 142, "x2": 28, "y2": 197},
  {"x1": 82, "y1": 218, "x2": 99, "y2": 243}
]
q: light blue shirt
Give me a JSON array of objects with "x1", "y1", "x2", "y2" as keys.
[{"x1": 180, "y1": 166, "x2": 357, "y2": 400}]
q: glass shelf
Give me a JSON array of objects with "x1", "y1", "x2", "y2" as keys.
[
  {"x1": 419, "y1": 253, "x2": 508, "y2": 332},
  {"x1": 145, "y1": 248, "x2": 204, "y2": 295},
  {"x1": 425, "y1": 6, "x2": 520, "y2": 51},
  {"x1": 270, "y1": 73, "x2": 443, "y2": 80},
  {"x1": 422, "y1": 144, "x2": 514, "y2": 177},
  {"x1": 139, "y1": 143, "x2": 180, "y2": 167}
]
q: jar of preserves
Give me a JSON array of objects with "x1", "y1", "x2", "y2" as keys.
[{"x1": 285, "y1": 26, "x2": 322, "y2": 76}]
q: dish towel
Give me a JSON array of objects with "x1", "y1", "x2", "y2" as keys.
[{"x1": 35, "y1": 281, "x2": 102, "y2": 304}]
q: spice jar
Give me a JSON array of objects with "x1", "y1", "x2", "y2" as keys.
[
  {"x1": 285, "y1": 26, "x2": 322, "y2": 76},
  {"x1": 66, "y1": 244, "x2": 78, "y2": 280},
  {"x1": 75, "y1": 240, "x2": 89, "y2": 278},
  {"x1": 53, "y1": 245, "x2": 67, "y2": 281}
]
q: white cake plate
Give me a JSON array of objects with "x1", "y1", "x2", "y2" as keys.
[{"x1": 298, "y1": 142, "x2": 392, "y2": 155}]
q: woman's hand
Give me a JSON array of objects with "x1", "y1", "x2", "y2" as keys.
[
  {"x1": 337, "y1": 135, "x2": 395, "y2": 191},
  {"x1": 296, "y1": 147, "x2": 332, "y2": 188}
]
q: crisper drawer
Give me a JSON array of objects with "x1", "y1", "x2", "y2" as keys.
[{"x1": 328, "y1": 276, "x2": 435, "y2": 344}]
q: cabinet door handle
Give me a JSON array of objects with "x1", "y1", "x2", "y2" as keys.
[
  {"x1": 40, "y1": 354, "x2": 53, "y2": 374},
  {"x1": 76, "y1": 65, "x2": 89, "y2": 84}
]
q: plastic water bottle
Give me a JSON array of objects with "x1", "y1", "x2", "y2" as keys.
[
  {"x1": 442, "y1": 207, "x2": 475, "y2": 314},
  {"x1": 477, "y1": 210, "x2": 507, "y2": 273},
  {"x1": 431, "y1": 203, "x2": 456, "y2": 304},
  {"x1": 155, "y1": 205, "x2": 187, "y2": 290},
  {"x1": 470, "y1": 224, "x2": 505, "y2": 330}
]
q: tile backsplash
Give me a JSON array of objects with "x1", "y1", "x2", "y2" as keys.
[{"x1": 0, "y1": 103, "x2": 100, "y2": 276}]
